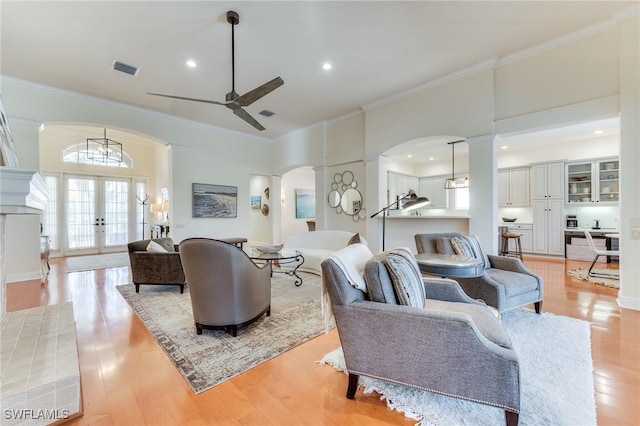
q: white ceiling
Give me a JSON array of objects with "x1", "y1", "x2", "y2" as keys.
[{"x1": 2, "y1": 1, "x2": 635, "y2": 142}]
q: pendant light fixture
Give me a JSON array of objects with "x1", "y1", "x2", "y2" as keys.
[
  {"x1": 444, "y1": 140, "x2": 468, "y2": 189},
  {"x1": 86, "y1": 128, "x2": 123, "y2": 163}
]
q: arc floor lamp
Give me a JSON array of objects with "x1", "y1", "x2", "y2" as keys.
[{"x1": 370, "y1": 191, "x2": 430, "y2": 251}]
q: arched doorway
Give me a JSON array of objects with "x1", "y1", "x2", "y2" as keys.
[{"x1": 39, "y1": 124, "x2": 170, "y2": 257}]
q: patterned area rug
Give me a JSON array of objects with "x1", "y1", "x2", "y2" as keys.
[
  {"x1": 66, "y1": 252, "x2": 129, "y2": 272},
  {"x1": 320, "y1": 309, "x2": 595, "y2": 426},
  {"x1": 117, "y1": 272, "x2": 324, "y2": 394},
  {"x1": 568, "y1": 267, "x2": 619, "y2": 288}
]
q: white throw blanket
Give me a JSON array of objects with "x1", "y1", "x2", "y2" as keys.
[{"x1": 321, "y1": 243, "x2": 374, "y2": 333}]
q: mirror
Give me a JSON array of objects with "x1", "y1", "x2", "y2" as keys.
[
  {"x1": 328, "y1": 190, "x2": 341, "y2": 208},
  {"x1": 341, "y1": 188, "x2": 362, "y2": 216},
  {"x1": 342, "y1": 170, "x2": 354, "y2": 185}
]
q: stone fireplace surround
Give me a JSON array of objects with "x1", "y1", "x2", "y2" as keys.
[{"x1": 0, "y1": 167, "x2": 82, "y2": 424}]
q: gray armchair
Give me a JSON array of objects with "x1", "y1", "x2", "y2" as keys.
[
  {"x1": 321, "y1": 251, "x2": 521, "y2": 426},
  {"x1": 127, "y1": 238, "x2": 186, "y2": 293},
  {"x1": 415, "y1": 232, "x2": 543, "y2": 314},
  {"x1": 178, "y1": 238, "x2": 271, "y2": 337}
]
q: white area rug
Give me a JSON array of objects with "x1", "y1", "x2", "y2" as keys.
[
  {"x1": 66, "y1": 252, "x2": 129, "y2": 272},
  {"x1": 568, "y1": 268, "x2": 619, "y2": 289},
  {"x1": 320, "y1": 309, "x2": 595, "y2": 426}
]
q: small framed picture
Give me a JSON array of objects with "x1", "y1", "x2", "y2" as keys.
[{"x1": 250, "y1": 195, "x2": 261, "y2": 210}]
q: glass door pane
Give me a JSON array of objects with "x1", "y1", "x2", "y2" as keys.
[
  {"x1": 65, "y1": 177, "x2": 98, "y2": 253},
  {"x1": 101, "y1": 178, "x2": 129, "y2": 249}
]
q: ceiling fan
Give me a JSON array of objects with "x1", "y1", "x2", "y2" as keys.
[{"x1": 148, "y1": 11, "x2": 284, "y2": 131}]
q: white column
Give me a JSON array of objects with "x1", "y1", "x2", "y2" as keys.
[
  {"x1": 270, "y1": 176, "x2": 282, "y2": 244},
  {"x1": 467, "y1": 134, "x2": 499, "y2": 255},
  {"x1": 365, "y1": 155, "x2": 389, "y2": 254},
  {"x1": 618, "y1": 16, "x2": 640, "y2": 310},
  {"x1": 313, "y1": 165, "x2": 328, "y2": 231}
]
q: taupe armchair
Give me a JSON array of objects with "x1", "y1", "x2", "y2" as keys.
[
  {"x1": 128, "y1": 238, "x2": 186, "y2": 293},
  {"x1": 178, "y1": 238, "x2": 271, "y2": 337},
  {"x1": 321, "y1": 250, "x2": 521, "y2": 426},
  {"x1": 415, "y1": 232, "x2": 543, "y2": 314}
]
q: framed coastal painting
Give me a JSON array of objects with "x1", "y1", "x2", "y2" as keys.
[
  {"x1": 192, "y1": 183, "x2": 237, "y2": 218},
  {"x1": 295, "y1": 188, "x2": 315, "y2": 219},
  {"x1": 250, "y1": 195, "x2": 261, "y2": 210}
]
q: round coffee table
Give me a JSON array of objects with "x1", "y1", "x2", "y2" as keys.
[{"x1": 245, "y1": 248, "x2": 305, "y2": 286}]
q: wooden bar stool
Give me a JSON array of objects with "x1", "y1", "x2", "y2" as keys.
[{"x1": 500, "y1": 232, "x2": 523, "y2": 261}]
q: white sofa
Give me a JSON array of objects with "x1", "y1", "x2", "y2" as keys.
[{"x1": 283, "y1": 230, "x2": 367, "y2": 275}]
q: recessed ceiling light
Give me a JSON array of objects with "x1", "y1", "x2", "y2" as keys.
[
  {"x1": 594, "y1": 130, "x2": 603, "y2": 135},
  {"x1": 322, "y1": 62, "x2": 332, "y2": 71},
  {"x1": 501, "y1": 145, "x2": 508, "y2": 149},
  {"x1": 186, "y1": 60, "x2": 197, "y2": 68},
  {"x1": 429, "y1": 157, "x2": 435, "y2": 161},
  {"x1": 407, "y1": 154, "x2": 412, "y2": 158}
]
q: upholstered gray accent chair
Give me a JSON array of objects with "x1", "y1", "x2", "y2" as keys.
[
  {"x1": 415, "y1": 232, "x2": 543, "y2": 314},
  {"x1": 127, "y1": 238, "x2": 186, "y2": 293},
  {"x1": 321, "y1": 250, "x2": 521, "y2": 426},
  {"x1": 179, "y1": 238, "x2": 271, "y2": 337}
]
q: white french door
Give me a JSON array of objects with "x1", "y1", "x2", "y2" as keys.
[{"x1": 64, "y1": 175, "x2": 130, "y2": 255}]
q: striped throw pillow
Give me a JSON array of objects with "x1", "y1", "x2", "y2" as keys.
[
  {"x1": 382, "y1": 249, "x2": 425, "y2": 308},
  {"x1": 450, "y1": 236, "x2": 474, "y2": 257}
]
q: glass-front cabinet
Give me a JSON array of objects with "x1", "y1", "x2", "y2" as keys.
[
  {"x1": 566, "y1": 158, "x2": 619, "y2": 204},
  {"x1": 597, "y1": 159, "x2": 619, "y2": 203}
]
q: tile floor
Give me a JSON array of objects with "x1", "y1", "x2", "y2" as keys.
[{"x1": 1, "y1": 302, "x2": 80, "y2": 425}]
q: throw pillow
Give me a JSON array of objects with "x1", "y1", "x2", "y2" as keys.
[
  {"x1": 347, "y1": 233, "x2": 362, "y2": 245},
  {"x1": 450, "y1": 236, "x2": 474, "y2": 257},
  {"x1": 463, "y1": 235, "x2": 491, "y2": 269},
  {"x1": 382, "y1": 248, "x2": 425, "y2": 308},
  {"x1": 146, "y1": 240, "x2": 168, "y2": 253},
  {"x1": 435, "y1": 237, "x2": 456, "y2": 255}
]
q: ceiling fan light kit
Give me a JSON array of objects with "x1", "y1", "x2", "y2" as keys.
[{"x1": 147, "y1": 10, "x2": 283, "y2": 131}]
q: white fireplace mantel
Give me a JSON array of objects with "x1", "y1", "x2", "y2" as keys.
[{"x1": 0, "y1": 166, "x2": 49, "y2": 214}]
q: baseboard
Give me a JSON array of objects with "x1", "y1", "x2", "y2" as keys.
[
  {"x1": 6, "y1": 271, "x2": 42, "y2": 283},
  {"x1": 617, "y1": 295, "x2": 640, "y2": 311}
]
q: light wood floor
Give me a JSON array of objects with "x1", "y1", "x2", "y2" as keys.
[{"x1": 6, "y1": 256, "x2": 639, "y2": 425}]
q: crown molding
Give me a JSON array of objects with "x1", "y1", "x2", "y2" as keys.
[{"x1": 0, "y1": 75, "x2": 271, "y2": 143}]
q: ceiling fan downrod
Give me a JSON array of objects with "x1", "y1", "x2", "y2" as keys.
[{"x1": 226, "y1": 11, "x2": 239, "y2": 101}]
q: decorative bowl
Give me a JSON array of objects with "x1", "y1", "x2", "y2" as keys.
[
  {"x1": 502, "y1": 217, "x2": 517, "y2": 222},
  {"x1": 256, "y1": 244, "x2": 283, "y2": 254}
]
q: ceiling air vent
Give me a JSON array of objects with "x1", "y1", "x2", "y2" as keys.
[
  {"x1": 111, "y1": 60, "x2": 139, "y2": 76},
  {"x1": 259, "y1": 110, "x2": 275, "y2": 117}
]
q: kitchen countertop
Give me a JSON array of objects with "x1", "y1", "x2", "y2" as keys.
[{"x1": 565, "y1": 228, "x2": 618, "y2": 233}]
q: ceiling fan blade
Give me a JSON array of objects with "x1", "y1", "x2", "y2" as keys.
[
  {"x1": 234, "y1": 77, "x2": 284, "y2": 107},
  {"x1": 147, "y1": 92, "x2": 227, "y2": 106},
  {"x1": 233, "y1": 108, "x2": 265, "y2": 131}
]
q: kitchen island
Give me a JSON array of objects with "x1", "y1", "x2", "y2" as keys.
[
  {"x1": 565, "y1": 228, "x2": 619, "y2": 262},
  {"x1": 380, "y1": 213, "x2": 470, "y2": 251}
]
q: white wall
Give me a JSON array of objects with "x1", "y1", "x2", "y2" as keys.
[
  {"x1": 280, "y1": 167, "x2": 315, "y2": 243},
  {"x1": 249, "y1": 174, "x2": 272, "y2": 245}
]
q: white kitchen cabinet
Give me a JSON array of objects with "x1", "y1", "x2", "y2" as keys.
[
  {"x1": 498, "y1": 167, "x2": 530, "y2": 207},
  {"x1": 387, "y1": 171, "x2": 419, "y2": 208},
  {"x1": 566, "y1": 157, "x2": 619, "y2": 204},
  {"x1": 418, "y1": 176, "x2": 447, "y2": 208},
  {"x1": 531, "y1": 162, "x2": 564, "y2": 199},
  {"x1": 532, "y1": 198, "x2": 564, "y2": 256}
]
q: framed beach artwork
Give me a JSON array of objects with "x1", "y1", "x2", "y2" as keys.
[
  {"x1": 192, "y1": 183, "x2": 238, "y2": 218},
  {"x1": 295, "y1": 188, "x2": 315, "y2": 219},
  {"x1": 250, "y1": 195, "x2": 261, "y2": 210}
]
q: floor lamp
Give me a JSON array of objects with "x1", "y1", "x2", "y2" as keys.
[{"x1": 370, "y1": 192, "x2": 430, "y2": 251}]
